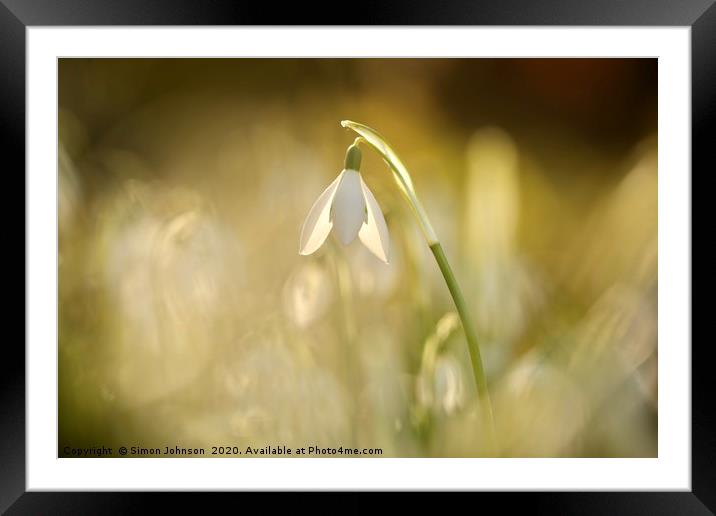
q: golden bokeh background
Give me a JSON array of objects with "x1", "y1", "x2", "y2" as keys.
[{"x1": 59, "y1": 58, "x2": 657, "y2": 457}]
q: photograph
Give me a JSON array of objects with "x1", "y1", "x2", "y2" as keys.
[{"x1": 57, "y1": 57, "x2": 658, "y2": 459}]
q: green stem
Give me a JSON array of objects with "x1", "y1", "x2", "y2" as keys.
[
  {"x1": 429, "y1": 243, "x2": 495, "y2": 431},
  {"x1": 339, "y1": 120, "x2": 496, "y2": 449}
]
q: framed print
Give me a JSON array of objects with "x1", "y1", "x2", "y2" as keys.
[{"x1": 5, "y1": 0, "x2": 708, "y2": 511}]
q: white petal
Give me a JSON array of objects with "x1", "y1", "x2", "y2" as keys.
[
  {"x1": 331, "y1": 169, "x2": 366, "y2": 245},
  {"x1": 299, "y1": 171, "x2": 344, "y2": 255},
  {"x1": 358, "y1": 176, "x2": 390, "y2": 263}
]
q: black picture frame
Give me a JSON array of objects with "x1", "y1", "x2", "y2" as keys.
[{"x1": 4, "y1": 0, "x2": 707, "y2": 512}]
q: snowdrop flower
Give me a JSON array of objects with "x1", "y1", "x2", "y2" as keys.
[{"x1": 299, "y1": 143, "x2": 390, "y2": 263}]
